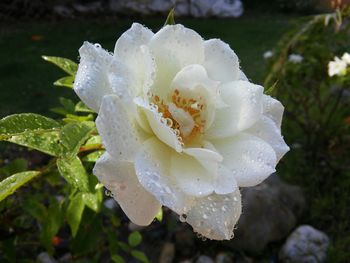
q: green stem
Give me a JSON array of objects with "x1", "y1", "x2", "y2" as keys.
[{"x1": 79, "y1": 143, "x2": 104, "y2": 153}]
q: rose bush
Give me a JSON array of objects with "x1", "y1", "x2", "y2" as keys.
[{"x1": 74, "y1": 23, "x2": 289, "y2": 240}]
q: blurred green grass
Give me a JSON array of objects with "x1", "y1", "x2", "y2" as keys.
[{"x1": 0, "y1": 13, "x2": 295, "y2": 118}]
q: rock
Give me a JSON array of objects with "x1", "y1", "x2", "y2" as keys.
[
  {"x1": 159, "y1": 242, "x2": 175, "y2": 263},
  {"x1": 235, "y1": 256, "x2": 254, "y2": 263},
  {"x1": 108, "y1": 0, "x2": 243, "y2": 17},
  {"x1": 149, "y1": 0, "x2": 190, "y2": 16},
  {"x1": 211, "y1": 0, "x2": 243, "y2": 18},
  {"x1": 128, "y1": 222, "x2": 146, "y2": 231},
  {"x1": 58, "y1": 253, "x2": 72, "y2": 263},
  {"x1": 190, "y1": 0, "x2": 212, "y2": 17},
  {"x1": 72, "y1": 2, "x2": 103, "y2": 14},
  {"x1": 175, "y1": 227, "x2": 195, "y2": 257},
  {"x1": 148, "y1": 0, "x2": 173, "y2": 14},
  {"x1": 37, "y1": 252, "x2": 57, "y2": 263},
  {"x1": 53, "y1": 5, "x2": 74, "y2": 18},
  {"x1": 190, "y1": 0, "x2": 243, "y2": 18},
  {"x1": 279, "y1": 225, "x2": 330, "y2": 263},
  {"x1": 215, "y1": 252, "x2": 233, "y2": 263},
  {"x1": 103, "y1": 198, "x2": 119, "y2": 211},
  {"x1": 226, "y1": 174, "x2": 306, "y2": 254},
  {"x1": 109, "y1": 0, "x2": 151, "y2": 15},
  {"x1": 196, "y1": 255, "x2": 215, "y2": 263},
  {"x1": 175, "y1": 0, "x2": 191, "y2": 16}
]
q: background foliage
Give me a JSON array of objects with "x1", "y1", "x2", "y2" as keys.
[
  {"x1": 0, "y1": 5, "x2": 349, "y2": 263},
  {"x1": 265, "y1": 7, "x2": 350, "y2": 262}
]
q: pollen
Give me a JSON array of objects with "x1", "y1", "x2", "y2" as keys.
[{"x1": 151, "y1": 89, "x2": 206, "y2": 144}]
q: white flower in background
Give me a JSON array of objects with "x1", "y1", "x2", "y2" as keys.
[
  {"x1": 341, "y1": 52, "x2": 350, "y2": 65},
  {"x1": 328, "y1": 56, "x2": 347, "y2": 77},
  {"x1": 263, "y1": 50, "x2": 274, "y2": 59},
  {"x1": 288, "y1": 54, "x2": 304, "y2": 64},
  {"x1": 74, "y1": 23, "x2": 289, "y2": 240}
]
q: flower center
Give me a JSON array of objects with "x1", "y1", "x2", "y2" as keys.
[{"x1": 152, "y1": 89, "x2": 206, "y2": 145}]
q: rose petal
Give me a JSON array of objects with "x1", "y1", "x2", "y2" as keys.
[
  {"x1": 94, "y1": 152, "x2": 161, "y2": 226},
  {"x1": 246, "y1": 116, "x2": 289, "y2": 162},
  {"x1": 134, "y1": 137, "x2": 194, "y2": 214},
  {"x1": 114, "y1": 23, "x2": 154, "y2": 96},
  {"x1": 108, "y1": 57, "x2": 136, "y2": 114},
  {"x1": 203, "y1": 39, "x2": 240, "y2": 82},
  {"x1": 140, "y1": 45, "x2": 157, "y2": 96},
  {"x1": 262, "y1": 95, "x2": 285, "y2": 129},
  {"x1": 239, "y1": 70, "x2": 248, "y2": 81},
  {"x1": 183, "y1": 146, "x2": 222, "y2": 175},
  {"x1": 149, "y1": 24, "x2": 205, "y2": 98},
  {"x1": 74, "y1": 42, "x2": 113, "y2": 112},
  {"x1": 185, "y1": 142, "x2": 237, "y2": 195},
  {"x1": 96, "y1": 95, "x2": 143, "y2": 161},
  {"x1": 134, "y1": 97, "x2": 183, "y2": 153},
  {"x1": 170, "y1": 64, "x2": 224, "y2": 108},
  {"x1": 214, "y1": 164, "x2": 238, "y2": 195},
  {"x1": 206, "y1": 80, "x2": 263, "y2": 139},
  {"x1": 114, "y1": 23, "x2": 153, "y2": 61},
  {"x1": 185, "y1": 190, "x2": 242, "y2": 240},
  {"x1": 214, "y1": 133, "x2": 277, "y2": 187},
  {"x1": 171, "y1": 151, "x2": 215, "y2": 197}
]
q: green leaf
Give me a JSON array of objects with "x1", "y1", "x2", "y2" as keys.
[
  {"x1": 54, "y1": 76, "x2": 74, "y2": 89},
  {"x1": 57, "y1": 156, "x2": 89, "y2": 192},
  {"x1": 82, "y1": 189, "x2": 102, "y2": 212},
  {"x1": 0, "y1": 114, "x2": 61, "y2": 156},
  {"x1": 60, "y1": 121, "x2": 95, "y2": 158},
  {"x1": 23, "y1": 199, "x2": 47, "y2": 222},
  {"x1": 84, "y1": 135, "x2": 101, "y2": 146},
  {"x1": 131, "y1": 250, "x2": 149, "y2": 263},
  {"x1": 82, "y1": 176, "x2": 103, "y2": 212},
  {"x1": 164, "y1": 8, "x2": 175, "y2": 26},
  {"x1": 75, "y1": 101, "x2": 94, "y2": 113},
  {"x1": 0, "y1": 114, "x2": 60, "y2": 135},
  {"x1": 117, "y1": 241, "x2": 130, "y2": 253},
  {"x1": 155, "y1": 208, "x2": 163, "y2": 222},
  {"x1": 8, "y1": 130, "x2": 61, "y2": 156},
  {"x1": 59, "y1": 97, "x2": 76, "y2": 113},
  {"x1": 42, "y1": 56, "x2": 78, "y2": 76},
  {"x1": 0, "y1": 171, "x2": 40, "y2": 202},
  {"x1": 128, "y1": 231, "x2": 142, "y2": 247},
  {"x1": 50, "y1": 107, "x2": 70, "y2": 116},
  {"x1": 107, "y1": 231, "x2": 120, "y2": 254},
  {"x1": 63, "y1": 114, "x2": 94, "y2": 123},
  {"x1": 41, "y1": 198, "x2": 63, "y2": 252},
  {"x1": 82, "y1": 150, "x2": 105, "y2": 163},
  {"x1": 67, "y1": 193, "x2": 85, "y2": 237},
  {"x1": 112, "y1": 255, "x2": 126, "y2": 263},
  {"x1": 71, "y1": 210, "x2": 102, "y2": 254}
]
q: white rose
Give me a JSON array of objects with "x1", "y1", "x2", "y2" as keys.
[
  {"x1": 74, "y1": 23, "x2": 289, "y2": 240},
  {"x1": 341, "y1": 52, "x2": 350, "y2": 65},
  {"x1": 328, "y1": 56, "x2": 347, "y2": 77}
]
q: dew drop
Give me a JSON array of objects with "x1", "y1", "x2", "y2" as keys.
[{"x1": 179, "y1": 214, "x2": 187, "y2": 222}]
